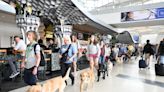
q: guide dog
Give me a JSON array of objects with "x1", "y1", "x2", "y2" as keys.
[
  {"x1": 97, "y1": 58, "x2": 113, "y2": 82},
  {"x1": 80, "y1": 69, "x2": 95, "y2": 92},
  {"x1": 27, "y1": 68, "x2": 71, "y2": 92},
  {"x1": 97, "y1": 62, "x2": 107, "y2": 82}
]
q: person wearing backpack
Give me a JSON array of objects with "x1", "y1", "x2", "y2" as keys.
[
  {"x1": 143, "y1": 40, "x2": 154, "y2": 69},
  {"x1": 59, "y1": 36, "x2": 76, "y2": 85},
  {"x1": 21, "y1": 31, "x2": 41, "y2": 85}
]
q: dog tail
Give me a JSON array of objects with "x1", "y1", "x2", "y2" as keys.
[{"x1": 63, "y1": 67, "x2": 71, "y2": 80}]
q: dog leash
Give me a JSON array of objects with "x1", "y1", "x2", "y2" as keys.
[
  {"x1": 40, "y1": 83, "x2": 43, "y2": 92},
  {"x1": 38, "y1": 82, "x2": 44, "y2": 92}
]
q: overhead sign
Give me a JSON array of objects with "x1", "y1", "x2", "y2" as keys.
[
  {"x1": 121, "y1": 7, "x2": 164, "y2": 22},
  {"x1": 156, "y1": 8, "x2": 164, "y2": 18}
]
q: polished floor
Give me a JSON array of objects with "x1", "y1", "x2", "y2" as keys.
[{"x1": 9, "y1": 57, "x2": 164, "y2": 92}]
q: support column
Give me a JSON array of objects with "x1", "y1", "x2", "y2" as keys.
[{"x1": 20, "y1": 27, "x2": 26, "y2": 43}]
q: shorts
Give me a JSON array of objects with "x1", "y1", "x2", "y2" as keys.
[
  {"x1": 145, "y1": 53, "x2": 151, "y2": 60},
  {"x1": 89, "y1": 54, "x2": 97, "y2": 59},
  {"x1": 24, "y1": 67, "x2": 37, "y2": 85},
  {"x1": 73, "y1": 57, "x2": 77, "y2": 62}
]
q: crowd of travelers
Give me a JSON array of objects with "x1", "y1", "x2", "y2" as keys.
[{"x1": 0, "y1": 32, "x2": 164, "y2": 89}]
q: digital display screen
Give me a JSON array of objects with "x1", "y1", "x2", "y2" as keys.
[{"x1": 121, "y1": 8, "x2": 164, "y2": 22}]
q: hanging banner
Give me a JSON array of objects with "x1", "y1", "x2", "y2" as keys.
[{"x1": 121, "y1": 7, "x2": 164, "y2": 22}]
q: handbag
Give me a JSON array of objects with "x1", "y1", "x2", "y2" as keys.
[{"x1": 60, "y1": 45, "x2": 71, "y2": 63}]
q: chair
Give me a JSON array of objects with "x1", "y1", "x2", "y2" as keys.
[
  {"x1": 0, "y1": 50, "x2": 6, "y2": 90},
  {"x1": 16, "y1": 59, "x2": 23, "y2": 80}
]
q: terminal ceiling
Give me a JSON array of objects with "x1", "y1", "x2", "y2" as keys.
[{"x1": 2, "y1": 0, "x2": 117, "y2": 34}]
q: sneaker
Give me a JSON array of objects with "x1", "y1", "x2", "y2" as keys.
[{"x1": 9, "y1": 72, "x2": 20, "y2": 78}]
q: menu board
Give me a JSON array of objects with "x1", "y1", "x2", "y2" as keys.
[{"x1": 51, "y1": 53, "x2": 60, "y2": 71}]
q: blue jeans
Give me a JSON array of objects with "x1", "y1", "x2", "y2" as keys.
[{"x1": 99, "y1": 55, "x2": 105, "y2": 64}]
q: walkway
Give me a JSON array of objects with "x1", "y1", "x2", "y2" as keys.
[{"x1": 10, "y1": 57, "x2": 164, "y2": 92}]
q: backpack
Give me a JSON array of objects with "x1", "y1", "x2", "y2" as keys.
[
  {"x1": 33, "y1": 44, "x2": 46, "y2": 66},
  {"x1": 144, "y1": 44, "x2": 153, "y2": 54}
]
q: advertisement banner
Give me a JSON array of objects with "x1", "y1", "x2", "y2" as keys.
[{"x1": 121, "y1": 8, "x2": 164, "y2": 22}]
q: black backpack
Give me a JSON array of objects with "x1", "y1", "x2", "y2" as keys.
[
  {"x1": 33, "y1": 44, "x2": 46, "y2": 66},
  {"x1": 60, "y1": 44, "x2": 71, "y2": 63}
]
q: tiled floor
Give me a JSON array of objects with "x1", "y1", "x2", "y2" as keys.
[{"x1": 9, "y1": 57, "x2": 164, "y2": 92}]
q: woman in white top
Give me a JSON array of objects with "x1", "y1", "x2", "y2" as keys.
[{"x1": 87, "y1": 35, "x2": 100, "y2": 71}]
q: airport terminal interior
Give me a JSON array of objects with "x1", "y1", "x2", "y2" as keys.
[{"x1": 0, "y1": 0, "x2": 164, "y2": 92}]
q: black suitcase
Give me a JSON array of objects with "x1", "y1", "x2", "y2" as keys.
[
  {"x1": 155, "y1": 64, "x2": 164, "y2": 76},
  {"x1": 139, "y1": 58, "x2": 147, "y2": 68}
]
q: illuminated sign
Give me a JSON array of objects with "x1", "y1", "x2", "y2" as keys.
[{"x1": 121, "y1": 8, "x2": 164, "y2": 22}]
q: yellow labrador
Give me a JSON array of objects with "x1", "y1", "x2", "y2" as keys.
[
  {"x1": 80, "y1": 69, "x2": 95, "y2": 92},
  {"x1": 27, "y1": 68, "x2": 71, "y2": 92}
]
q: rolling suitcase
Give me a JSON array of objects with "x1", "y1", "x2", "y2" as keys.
[
  {"x1": 139, "y1": 58, "x2": 147, "y2": 68},
  {"x1": 155, "y1": 64, "x2": 164, "y2": 76}
]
